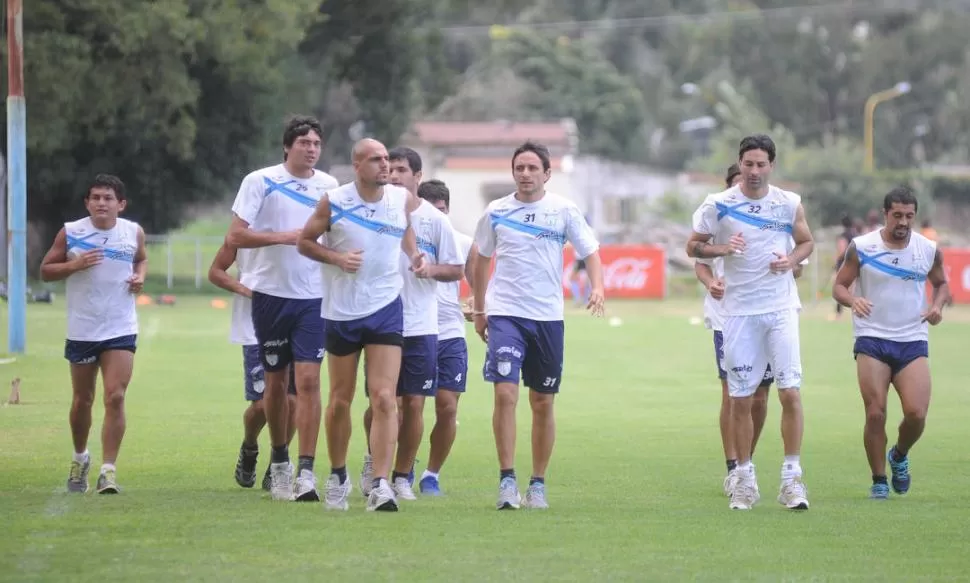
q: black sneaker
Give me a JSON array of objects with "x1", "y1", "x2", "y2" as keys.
[{"x1": 235, "y1": 444, "x2": 259, "y2": 488}]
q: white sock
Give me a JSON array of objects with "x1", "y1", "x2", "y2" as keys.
[
  {"x1": 738, "y1": 461, "x2": 755, "y2": 474},
  {"x1": 73, "y1": 450, "x2": 89, "y2": 463},
  {"x1": 782, "y1": 455, "x2": 802, "y2": 480},
  {"x1": 421, "y1": 470, "x2": 439, "y2": 481},
  {"x1": 101, "y1": 463, "x2": 116, "y2": 475}
]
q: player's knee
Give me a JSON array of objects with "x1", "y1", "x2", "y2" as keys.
[
  {"x1": 294, "y1": 368, "x2": 320, "y2": 394},
  {"x1": 435, "y1": 397, "x2": 458, "y2": 421},
  {"x1": 902, "y1": 404, "x2": 928, "y2": 423},
  {"x1": 865, "y1": 405, "x2": 887, "y2": 427},
  {"x1": 494, "y1": 387, "x2": 517, "y2": 410},
  {"x1": 777, "y1": 387, "x2": 802, "y2": 409},
  {"x1": 72, "y1": 391, "x2": 95, "y2": 410},
  {"x1": 102, "y1": 386, "x2": 127, "y2": 410},
  {"x1": 370, "y1": 390, "x2": 396, "y2": 416},
  {"x1": 529, "y1": 392, "x2": 554, "y2": 417}
]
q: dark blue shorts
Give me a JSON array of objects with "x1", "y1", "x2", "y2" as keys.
[
  {"x1": 397, "y1": 334, "x2": 438, "y2": 397},
  {"x1": 64, "y1": 334, "x2": 137, "y2": 365},
  {"x1": 437, "y1": 337, "x2": 468, "y2": 393},
  {"x1": 323, "y1": 296, "x2": 404, "y2": 357},
  {"x1": 251, "y1": 292, "x2": 324, "y2": 372},
  {"x1": 854, "y1": 336, "x2": 928, "y2": 377},
  {"x1": 483, "y1": 316, "x2": 564, "y2": 394},
  {"x1": 713, "y1": 331, "x2": 772, "y2": 386},
  {"x1": 242, "y1": 344, "x2": 297, "y2": 402}
]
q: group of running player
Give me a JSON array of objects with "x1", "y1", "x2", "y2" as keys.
[
  {"x1": 45, "y1": 115, "x2": 605, "y2": 512},
  {"x1": 40, "y1": 120, "x2": 948, "y2": 513},
  {"x1": 688, "y1": 134, "x2": 950, "y2": 510}
]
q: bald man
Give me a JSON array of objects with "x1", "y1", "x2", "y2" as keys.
[{"x1": 298, "y1": 138, "x2": 427, "y2": 512}]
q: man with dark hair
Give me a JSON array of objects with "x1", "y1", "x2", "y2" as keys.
[
  {"x1": 687, "y1": 134, "x2": 815, "y2": 511},
  {"x1": 472, "y1": 141, "x2": 605, "y2": 510},
  {"x1": 208, "y1": 241, "x2": 298, "y2": 491},
  {"x1": 227, "y1": 115, "x2": 339, "y2": 501},
  {"x1": 414, "y1": 179, "x2": 478, "y2": 496},
  {"x1": 40, "y1": 174, "x2": 148, "y2": 495},
  {"x1": 693, "y1": 163, "x2": 807, "y2": 498},
  {"x1": 833, "y1": 186, "x2": 950, "y2": 499}
]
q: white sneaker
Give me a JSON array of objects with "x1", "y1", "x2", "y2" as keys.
[
  {"x1": 522, "y1": 482, "x2": 549, "y2": 509},
  {"x1": 324, "y1": 473, "x2": 352, "y2": 511},
  {"x1": 269, "y1": 462, "x2": 294, "y2": 501},
  {"x1": 366, "y1": 478, "x2": 398, "y2": 512},
  {"x1": 723, "y1": 469, "x2": 739, "y2": 497},
  {"x1": 778, "y1": 477, "x2": 810, "y2": 510},
  {"x1": 496, "y1": 476, "x2": 521, "y2": 510},
  {"x1": 294, "y1": 469, "x2": 319, "y2": 502},
  {"x1": 729, "y1": 469, "x2": 760, "y2": 510},
  {"x1": 360, "y1": 454, "x2": 374, "y2": 497},
  {"x1": 392, "y1": 477, "x2": 417, "y2": 501}
]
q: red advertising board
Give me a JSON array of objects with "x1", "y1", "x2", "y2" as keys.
[
  {"x1": 459, "y1": 244, "x2": 666, "y2": 299},
  {"x1": 940, "y1": 248, "x2": 970, "y2": 304}
]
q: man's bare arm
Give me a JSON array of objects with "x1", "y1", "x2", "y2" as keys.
[
  {"x1": 226, "y1": 215, "x2": 297, "y2": 249},
  {"x1": 832, "y1": 242, "x2": 861, "y2": 307},
  {"x1": 208, "y1": 241, "x2": 250, "y2": 297},
  {"x1": 788, "y1": 204, "x2": 815, "y2": 265},
  {"x1": 686, "y1": 232, "x2": 731, "y2": 259},
  {"x1": 927, "y1": 248, "x2": 952, "y2": 310}
]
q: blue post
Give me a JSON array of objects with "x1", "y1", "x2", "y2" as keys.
[{"x1": 7, "y1": 0, "x2": 26, "y2": 354}]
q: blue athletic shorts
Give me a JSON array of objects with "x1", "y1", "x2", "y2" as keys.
[
  {"x1": 323, "y1": 296, "x2": 404, "y2": 357},
  {"x1": 397, "y1": 334, "x2": 438, "y2": 397},
  {"x1": 437, "y1": 337, "x2": 468, "y2": 393},
  {"x1": 64, "y1": 334, "x2": 137, "y2": 365},
  {"x1": 853, "y1": 336, "x2": 928, "y2": 377},
  {"x1": 242, "y1": 344, "x2": 297, "y2": 401},
  {"x1": 251, "y1": 292, "x2": 325, "y2": 372},
  {"x1": 483, "y1": 316, "x2": 564, "y2": 394}
]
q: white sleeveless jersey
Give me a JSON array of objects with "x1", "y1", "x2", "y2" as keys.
[
  {"x1": 64, "y1": 217, "x2": 140, "y2": 342},
  {"x1": 852, "y1": 229, "x2": 936, "y2": 342},
  {"x1": 474, "y1": 192, "x2": 599, "y2": 321},
  {"x1": 321, "y1": 182, "x2": 410, "y2": 321},
  {"x1": 692, "y1": 185, "x2": 802, "y2": 317},
  {"x1": 400, "y1": 200, "x2": 464, "y2": 337},
  {"x1": 437, "y1": 231, "x2": 474, "y2": 341},
  {"x1": 230, "y1": 164, "x2": 338, "y2": 299}
]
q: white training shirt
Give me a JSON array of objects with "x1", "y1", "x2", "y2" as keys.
[
  {"x1": 437, "y1": 231, "x2": 474, "y2": 341},
  {"x1": 474, "y1": 192, "x2": 599, "y2": 321},
  {"x1": 64, "y1": 217, "x2": 140, "y2": 342},
  {"x1": 321, "y1": 182, "x2": 410, "y2": 321},
  {"x1": 699, "y1": 236, "x2": 808, "y2": 331},
  {"x1": 228, "y1": 248, "x2": 257, "y2": 346},
  {"x1": 692, "y1": 185, "x2": 803, "y2": 317},
  {"x1": 400, "y1": 200, "x2": 464, "y2": 337},
  {"x1": 230, "y1": 164, "x2": 338, "y2": 299},
  {"x1": 852, "y1": 229, "x2": 936, "y2": 342}
]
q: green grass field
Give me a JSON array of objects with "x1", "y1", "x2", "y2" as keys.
[{"x1": 2, "y1": 298, "x2": 969, "y2": 582}]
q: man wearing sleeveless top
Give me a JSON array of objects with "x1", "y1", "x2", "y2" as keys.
[
  {"x1": 833, "y1": 187, "x2": 950, "y2": 499},
  {"x1": 298, "y1": 138, "x2": 427, "y2": 512},
  {"x1": 40, "y1": 174, "x2": 148, "y2": 495},
  {"x1": 687, "y1": 135, "x2": 815, "y2": 511}
]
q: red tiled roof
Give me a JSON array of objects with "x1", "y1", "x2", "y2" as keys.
[{"x1": 409, "y1": 121, "x2": 571, "y2": 146}]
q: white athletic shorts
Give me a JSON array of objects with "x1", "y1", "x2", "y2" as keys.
[{"x1": 722, "y1": 308, "x2": 802, "y2": 397}]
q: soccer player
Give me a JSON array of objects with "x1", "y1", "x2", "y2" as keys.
[
  {"x1": 40, "y1": 174, "x2": 147, "y2": 495},
  {"x1": 832, "y1": 186, "x2": 949, "y2": 499},
  {"x1": 471, "y1": 141, "x2": 604, "y2": 510},
  {"x1": 298, "y1": 138, "x2": 426, "y2": 512},
  {"x1": 227, "y1": 115, "x2": 338, "y2": 501},
  {"x1": 695, "y1": 163, "x2": 808, "y2": 497},
  {"x1": 404, "y1": 179, "x2": 476, "y2": 496},
  {"x1": 208, "y1": 241, "x2": 298, "y2": 491},
  {"x1": 388, "y1": 179, "x2": 464, "y2": 500},
  {"x1": 359, "y1": 146, "x2": 422, "y2": 495},
  {"x1": 687, "y1": 134, "x2": 814, "y2": 511}
]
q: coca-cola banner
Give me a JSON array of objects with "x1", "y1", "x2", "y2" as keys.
[{"x1": 459, "y1": 244, "x2": 667, "y2": 299}]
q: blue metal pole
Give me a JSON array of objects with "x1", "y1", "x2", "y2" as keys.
[{"x1": 7, "y1": 0, "x2": 26, "y2": 354}]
